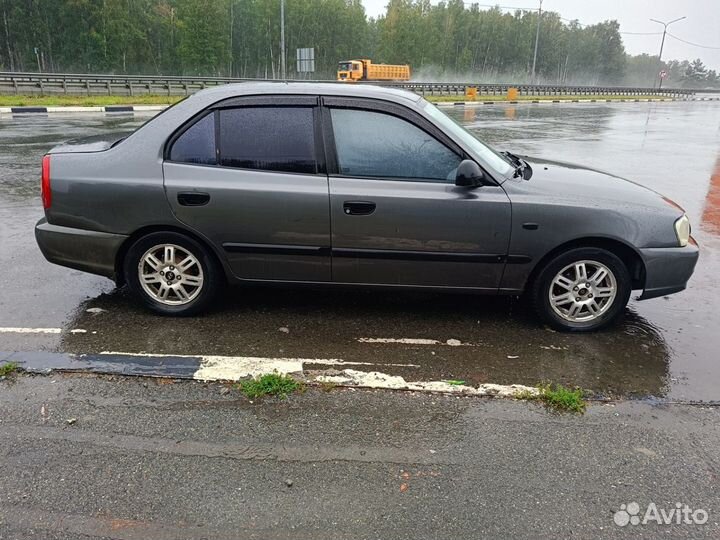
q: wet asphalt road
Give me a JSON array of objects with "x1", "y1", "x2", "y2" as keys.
[
  {"x1": 1, "y1": 102, "x2": 719, "y2": 401},
  {"x1": 1, "y1": 375, "x2": 719, "y2": 539}
]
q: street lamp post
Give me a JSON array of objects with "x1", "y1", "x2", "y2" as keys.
[
  {"x1": 531, "y1": 0, "x2": 543, "y2": 83},
  {"x1": 280, "y1": 0, "x2": 286, "y2": 79},
  {"x1": 649, "y1": 16, "x2": 686, "y2": 88}
]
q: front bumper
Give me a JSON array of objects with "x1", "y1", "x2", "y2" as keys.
[
  {"x1": 35, "y1": 218, "x2": 128, "y2": 279},
  {"x1": 637, "y1": 240, "x2": 699, "y2": 300}
]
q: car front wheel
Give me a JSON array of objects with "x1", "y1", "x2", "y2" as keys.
[
  {"x1": 531, "y1": 247, "x2": 632, "y2": 332},
  {"x1": 124, "y1": 232, "x2": 221, "y2": 316}
]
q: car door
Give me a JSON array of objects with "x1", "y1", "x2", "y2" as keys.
[
  {"x1": 163, "y1": 95, "x2": 331, "y2": 282},
  {"x1": 323, "y1": 97, "x2": 511, "y2": 289}
]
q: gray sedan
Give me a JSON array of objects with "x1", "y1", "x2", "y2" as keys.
[{"x1": 35, "y1": 83, "x2": 699, "y2": 331}]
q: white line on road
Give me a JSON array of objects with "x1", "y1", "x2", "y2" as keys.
[
  {"x1": 316, "y1": 369, "x2": 537, "y2": 397},
  {"x1": 357, "y1": 337, "x2": 476, "y2": 346},
  {"x1": 195, "y1": 356, "x2": 303, "y2": 381},
  {"x1": 0, "y1": 327, "x2": 88, "y2": 334},
  {"x1": 98, "y1": 351, "x2": 420, "y2": 382},
  {"x1": 0, "y1": 327, "x2": 62, "y2": 334}
]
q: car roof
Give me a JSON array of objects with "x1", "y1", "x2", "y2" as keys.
[{"x1": 190, "y1": 81, "x2": 423, "y2": 106}]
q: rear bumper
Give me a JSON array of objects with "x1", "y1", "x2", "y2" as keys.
[
  {"x1": 35, "y1": 218, "x2": 128, "y2": 279},
  {"x1": 637, "y1": 241, "x2": 699, "y2": 300}
]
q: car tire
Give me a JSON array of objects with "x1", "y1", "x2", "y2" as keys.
[
  {"x1": 124, "y1": 231, "x2": 221, "y2": 316},
  {"x1": 530, "y1": 247, "x2": 631, "y2": 332}
]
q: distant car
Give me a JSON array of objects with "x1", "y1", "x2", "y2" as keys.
[{"x1": 35, "y1": 83, "x2": 698, "y2": 331}]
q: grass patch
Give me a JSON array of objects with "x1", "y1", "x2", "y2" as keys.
[
  {"x1": 426, "y1": 94, "x2": 667, "y2": 103},
  {"x1": 237, "y1": 373, "x2": 303, "y2": 400},
  {"x1": 318, "y1": 381, "x2": 339, "y2": 392},
  {"x1": 0, "y1": 93, "x2": 673, "y2": 108},
  {"x1": 0, "y1": 362, "x2": 19, "y2": 377},
  {"x1": 517, "y1": 383, "x2": 587, "y2": 413},
  {"x1": 0, "y1": 94, "x2": 182, "y2": 107}
]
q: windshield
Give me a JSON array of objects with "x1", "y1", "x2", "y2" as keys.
[
  {"x1": 338, "y1": 62, "x2": 352, "y2": 71},
  {"x1": 422, "y1": 100, "x2": 514, "y2": 177}
]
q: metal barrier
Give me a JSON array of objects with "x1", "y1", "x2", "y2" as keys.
[{"x1": 0, "y1": 71, "x2": 703, "y2": 98}]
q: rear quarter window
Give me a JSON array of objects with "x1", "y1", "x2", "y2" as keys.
[{"x1": 169, "y1": 113, "x2": 217, "y2": 165}]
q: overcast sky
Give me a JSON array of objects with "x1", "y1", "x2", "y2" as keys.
[{"x1": 361, "y1": 0, "x2": 720, "y2": 71}]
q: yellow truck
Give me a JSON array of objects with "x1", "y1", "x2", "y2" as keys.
[{"x1": 337, "y1": 59, "x2": 410, "y2": 82}]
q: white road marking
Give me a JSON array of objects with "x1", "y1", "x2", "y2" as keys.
[
  {"x1": 194, "y1": 356, "x2": 303, "y2": 381},
  {"x1": 97, "y1": 351, "x2": 419, "y2": 381},
  {"x1": 315, "y1": 369, "x2": 538, "y2": 397},
  {"x1": 357, "y1": 337, "x2": 475, "y2": 347},
  {"x1": 303, "y1": 358, "x2": 420, "y2": 367},
  {"x1": 46, "y1": 106, "x2": 103, "y2": 113},
  {"x1": 0, "y1": 327, "x2": 61, "y2": 334},
  {"x1": 131, "y1": 105, "x2": 169, "y2": 112}
]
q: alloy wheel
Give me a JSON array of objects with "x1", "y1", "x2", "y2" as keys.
[
  {"x1": 137, "y1": 244, "x2": 204, "y2": 305},
  {"x1": 548, "y1": 260, "x2": 617, "y2": 323}
]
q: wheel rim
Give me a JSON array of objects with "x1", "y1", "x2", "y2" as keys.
[
  {"x1": 548, "y1": 260, "x2": 617, "y2": 323},
  {"x1": 137, "y1": 244, "x2": 204, "y2": 306}
]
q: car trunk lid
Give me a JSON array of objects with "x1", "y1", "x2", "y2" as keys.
[{"x1": 47, "y1": 131, "x2": 134, "y2": 154}]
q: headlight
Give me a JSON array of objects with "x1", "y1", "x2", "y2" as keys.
[{"x1": 674, "y1": 214, "x2": 691, "y2": 247}]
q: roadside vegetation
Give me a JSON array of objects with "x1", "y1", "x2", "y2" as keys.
[
  {"x1": 517, "y1": 383, "x2": 587, "y2": 414},
  {"x1": 0, "y1": 362, "x2": 19, "y2": 377},
  {"x1": 237, "y1": 373, "x2": 304, "y2": 400},
  {"x1": 0, "y1": 95, "x2": 180, "y2": 107}
]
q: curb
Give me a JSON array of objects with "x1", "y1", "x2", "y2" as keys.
[
  {"x1": 435, "y1": 97, "x2": 720, "y2": 107},
  {"x1": 0, "y1": 350, "x2": 536, "y2": 397},
  {"x1": 1, "y1": 350, "x2": 201, "y2": 378},
  {"x1": 0, "y1": 104, "x2": 168, "y2": 116}
]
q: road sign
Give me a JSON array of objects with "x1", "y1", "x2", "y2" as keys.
[
  {"x1": 659, "y1": 69, "x2": 668, "y2": 79},
  {"x1": 296, "y1": 48, "x2": 315, "y2": 73}
]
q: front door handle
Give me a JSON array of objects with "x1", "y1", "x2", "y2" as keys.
[
  {"x1": 177, "y1": 192, "x2": 210, "y2": 206},
  {"x1": 343, "y1": 201, "x2": 376, "y2": 216}
]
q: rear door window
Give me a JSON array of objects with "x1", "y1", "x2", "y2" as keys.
[{"x1": 218, "y1": 107, "x2": 317, "y2": 174}]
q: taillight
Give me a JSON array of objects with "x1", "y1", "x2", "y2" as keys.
[{"x1": 41, "y1": 155, "x2": 51, "y2": 209}]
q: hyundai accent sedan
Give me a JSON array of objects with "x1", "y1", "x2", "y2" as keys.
[{"x1": 35, "y1": 83, "x2": 699, "y2": 331}]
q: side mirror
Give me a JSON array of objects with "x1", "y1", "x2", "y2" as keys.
[{"x1": 455, "y1": 159, "x2": 485, "y2": 188}]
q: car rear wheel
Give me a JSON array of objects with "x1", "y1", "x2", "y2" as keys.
[
  {"x1": 124, "y1": 232, "x2": 221, "y2": 316},
  {"x1": 531, "y1": 247, "x2": 631, "y2": 332}
]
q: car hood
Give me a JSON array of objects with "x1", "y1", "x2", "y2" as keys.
[
  {"x1": 47, "y1": 131, "x2": 134, "y2": 154},
  {"x1": 520, "y1": 156, "x2": 679, "y2": 213}
]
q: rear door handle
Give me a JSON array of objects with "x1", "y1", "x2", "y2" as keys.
[
  {"x1": 177, "y1": 192, "x2": 210, "y2": 206},
  {"x1": 343, "y1": 201, "x2": 376, "y2": 216}
]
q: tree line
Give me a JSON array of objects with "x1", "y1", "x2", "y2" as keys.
[{"x1": 1, "y1": 0, "x2": 717, "y2": 88}]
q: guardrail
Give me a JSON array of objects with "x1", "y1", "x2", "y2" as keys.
[
  {"x1": 0, "y1": 71, "x2": 706, "y2": 98},
  {"x1": 389, "y1": 82, "x2": 697, "y2": 98}
]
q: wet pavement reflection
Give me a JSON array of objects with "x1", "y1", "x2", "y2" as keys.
[{"x1": 1, "y1": 102, "x2": 720, "y2": 401}]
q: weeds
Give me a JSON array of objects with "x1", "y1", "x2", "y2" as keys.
[
  {"x1": 0, "y1": 362, "x2": 19, "y2": 377},
  {"x1": 237, "y1": 373, "x2": 303, "y2": 400},
  {"x1": 318, "y1": 381, "x2": 339, "y2": 392},
  {"x1": 517, "y1": 383, "x2": 587, "y2": 414}
]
